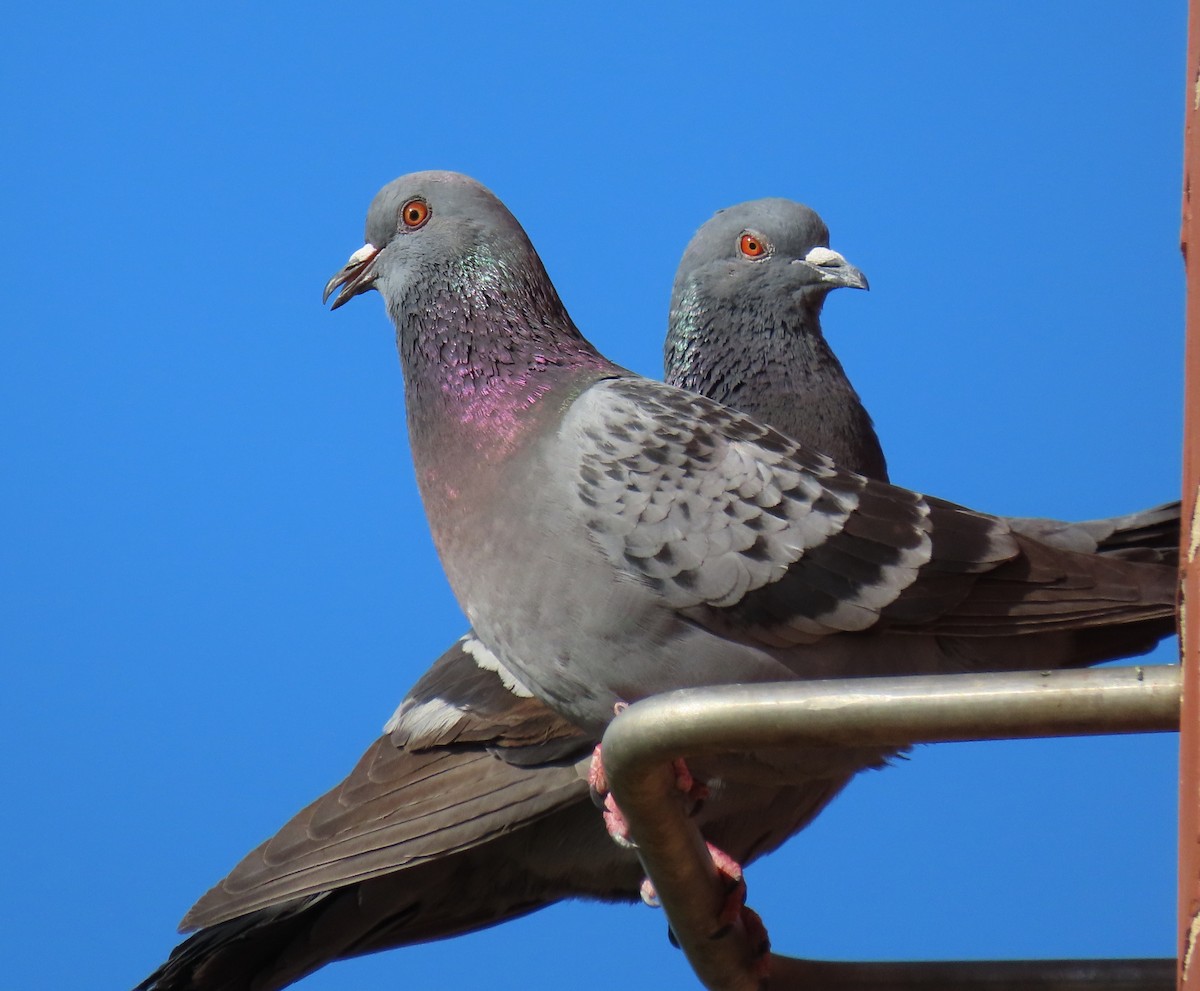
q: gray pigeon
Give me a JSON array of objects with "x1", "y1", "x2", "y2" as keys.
[
  {"x1": 135, "y1": 185, "x2": 1177, "y2": 991},
  {"x1": 666, "y1": 197, "x2": 1180, "y2": 559},
  {"x1": 324, "y1": 171, "x2": 1173, "y2": 736}
]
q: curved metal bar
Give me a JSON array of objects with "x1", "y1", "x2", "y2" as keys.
[{"x1": 601, "y1": 666, "x2": 1180, "y2": 991}]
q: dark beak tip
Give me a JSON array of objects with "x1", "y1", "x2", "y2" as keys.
[
  {"x1": 323, "y1": 245, "x2": 380, "y2": 310},
  {"x1": 322, "y1": 278, "x2": 348, "y2": 308}
]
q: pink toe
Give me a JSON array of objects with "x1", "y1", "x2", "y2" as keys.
[
  {"x1": 587, "y1": 743, "x2": 607, "y2": 794},
  {"x1": 706, "y1": 842, "x2": 744, "y2": 884}
]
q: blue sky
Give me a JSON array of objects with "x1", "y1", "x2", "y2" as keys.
[{"x1": 1, "y1": 4, "x2": 1185, "y2": 988}]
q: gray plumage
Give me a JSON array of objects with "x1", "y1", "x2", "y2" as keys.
[
  {"x1": 665, "y1": 197, "x2": 1179, "y2": 562},
  {"x1": 324, "y1": 171, "x2": 1172, "y2": 732},
  {"x1": 136, "y1": 181, "x2": 1176, "y2": 991}
]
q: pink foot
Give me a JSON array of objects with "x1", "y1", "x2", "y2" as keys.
[
  {"x1": 586, "y1": 703, "x2": 630, "y2": 799},
  {"x1": 587, "y1": 741, "x2": 608, "y2": 797},
  {"x1": 590, "y1": 753, "x2": 706, "y2": 847},
  {"x1": 707, "y1": 842, "x2": 748, "y2": 930},
  {"x1": 602, "y1": 792, "x2": 635, "y2": 847},
  {"x1": 649, "y1": 841, "x2": 771, "y2": 977},
  {"x1": 641, "y1": 845, "x2": 749, "y2": 912},
  {"x1": 706, "y1": 846, "x2": 771, "y2": 974},
  {"x1": 589, "y1": 704, "x2": 717, "y2": 874},
  {"x1": 671, "y1": 757, "x2": 710, "y2": 808},
  {"x1": 588, "y1": 744, "x2": 636, "y2": 844},
  {"x1": 589, "y1": 705, "x2": 638, "y2": 847},
  {"x1": 640, "y1": 842, "x2": 748, "y2": 926}
]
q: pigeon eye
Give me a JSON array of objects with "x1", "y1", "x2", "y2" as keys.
[
  {"x1": 400, "y1": 199, "x2": 431, "y2": 230},
  {"x1": 739, "y1": 233, "x2": 768, "y2": 258}
]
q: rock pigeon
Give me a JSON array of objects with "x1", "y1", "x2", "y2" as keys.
[
  {"x1": 324, "y1": 170, "x2": 1174, "y2": 735},
  {"x1": 135, "y1": 183, "x2": 1177, "y2": 990},
  {"x1": 665, "y1": 197, "x2": 1180, "y2": 562},
  {"x1": 320, "y1": 170, "x2": 1175, "y2": 961}
]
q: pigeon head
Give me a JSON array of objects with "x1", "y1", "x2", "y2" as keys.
[
  {"x1": 323, "y1": 171, "x2": 548, "y2": 315},
  {"x1": 323, "y1": 170, "x2": 606, "y2": 398},
  {"x1": 671, "y1": 198, "x2": 867, "y2": 317},
  {"x1": 323, "y1": 171, "x2": 610, "y2": 476}
]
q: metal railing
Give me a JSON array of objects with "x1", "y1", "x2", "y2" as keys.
[
  {"x1": 606, "y1": 5, "x2": 1200, "y2": 982},
  {"x1": 601, "y1": 666, "x2": 1181, "y2": 991}
]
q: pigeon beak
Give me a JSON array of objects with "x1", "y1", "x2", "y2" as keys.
[
  {"x1": 323, "y1": 243, "x2": 382, "y2": 310},
  {"x1": 800, "y1": 246, "x2": 869, "y2": 291}
]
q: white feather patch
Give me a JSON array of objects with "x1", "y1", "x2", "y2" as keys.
[
  {"x1": 461, "y1": 635, "x2": 535, "y2": 698},
  {"x1": 382, "y1": 696, "x2": 463, "y2": 737}
]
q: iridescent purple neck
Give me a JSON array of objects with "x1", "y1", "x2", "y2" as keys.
[{"x1": 393, "y1": 272, "x2": 615, "y2": 470}]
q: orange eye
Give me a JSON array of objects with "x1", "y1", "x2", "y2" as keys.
[
  {"x1": 400, "y1": 199, "x2": 430, "y2": 229},
  {"x1": 739, "y1": 233, "x2": 767, "y2": 258}
]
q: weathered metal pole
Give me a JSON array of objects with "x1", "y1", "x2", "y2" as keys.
[{"x1": 1178, "y1": 4, "x2": 1200, "y2": 987}]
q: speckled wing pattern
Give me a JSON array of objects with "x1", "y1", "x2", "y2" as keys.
[{"x1": 569, "y1": 378, "x2": 1168, "y2": 650}]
